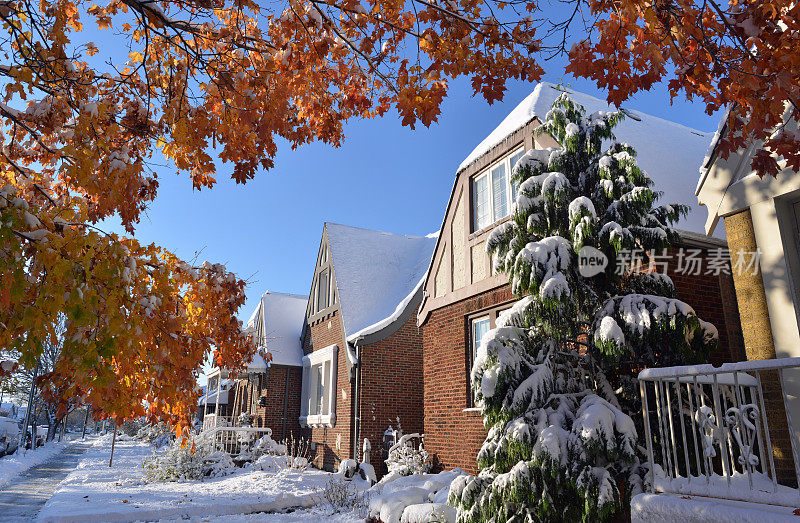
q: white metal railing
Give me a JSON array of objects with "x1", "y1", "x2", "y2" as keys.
[
  {"x1": 202, "y1": 414, "x2": 235, "y2": 432},
  {"x1": 638, "y1": 357, "x2": 800, "y2": 506},
  {"x1": 198, "y1": 426, "x2": 274, "y2": 457}
]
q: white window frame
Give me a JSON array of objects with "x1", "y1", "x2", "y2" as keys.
[
  {"x1": 300, "y1": 344, "x2": 338, "y2": 427},
  {"x1": 468, "y1": 316, "x2": 491, "y2": 406},
  {"x1": 472, "y1": 148, "x2": 525, "y2": 232}
]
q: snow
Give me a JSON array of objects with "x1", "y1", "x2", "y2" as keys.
[
  {"x1": 458, "y1": 82, "x2": 716, "y2": 236},
  {"x1": 596, "y1": 316, "x2": 626, "y2": 347},
  {"x1": 368, "y1": 468, "x2": 467, "y2": 523},
  {"x1": 631, "y1": 492, "x2": 800, "y2": 522},
  {"x1": 244, "y1": 291, "x2": 307, "y2": 367},
  {"x1": 0, "y1": 439, "x2": 74, "y2": 490},
  {"x1": 37, "y1": 436, "x2": 467, "y2": 523},
  {"x1": 325, "y1": 223, "x2": 436, "y2": 340},
  {"x1": 39, "y1": 438, "x2": 345, "y2": 522},
  {"x1": 638, "y1": 356, "x2": 800, "y2": 380}
]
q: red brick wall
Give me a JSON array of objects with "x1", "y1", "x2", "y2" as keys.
[
  {"x1": 422, "y1": 286, "x2": 514, "y2": 474},
  {"x1": 664, "y1": 245, "x2": 746, "y2": 365},
  {"x1": 359, "y1": 306, "x2": 425, "y2": 477},
  {"x1": 306, "y1": 309, "x2": 353, "y2": 471},
  {"x1": 421, "y1": 247, "x2": 744, "y2": 473},
  {"x1": 248, "y1": 364, "x2": 304, "y2": 441}
]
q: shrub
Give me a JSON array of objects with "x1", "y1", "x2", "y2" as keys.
[
  {"x1": 142, "y1": 439, "x2": 235, "y2": 482},
  {"x1": 318, "y1": 477, "x2": 371, "y2": 517},
  {"x1": 385, "y1": 434, "x2": 430, "y2": 476}
]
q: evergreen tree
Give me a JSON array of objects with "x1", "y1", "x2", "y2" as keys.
[{"x1": 449, "y1": 92, "x2": 719, "y2": 521}]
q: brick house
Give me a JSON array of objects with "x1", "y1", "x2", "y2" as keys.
[
  {"x1": 200, "y1": 291, "x2": 306, "y2": 441},
  {"x1": 300, "y1": 222, "x2": 436, "y2": 474},
  {"x1": 417, "y1": 82, "x2": 746, "y2": 474}
]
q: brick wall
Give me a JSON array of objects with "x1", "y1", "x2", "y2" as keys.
[
  {"x1": 664, "y1": 245, "x2": 746, "y2": 365},
  {"x1": 306, "y1": 309, "x2": 352, "y2": 471},
  {"x1": 422, "y1": 246, "x2": 744, "y2": 474},
  {"x1": 359, "y1": 306, "x2": 425, "y2": 477},
  {"x1": 247, "y1": 364, "x2": 304, "y2": 441},
  {"x1": 422, "y1": 286, "x2": 514, "y2": 474}
]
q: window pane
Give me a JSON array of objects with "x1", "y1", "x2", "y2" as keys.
[
  {"x1": 473, "y1": 175, "x2": 491, "y2": 231},
  {"x1": 317, "y1": 270, "x2": 329, "y2": 311},
  {"x1": 509, "y1": 151, "x2": 524, "y2": 202},
  {"x1": 314, "y1": 365, "x2": 324, "y2": 415},
  {"x1": 491, "y1": 164, "x2": 508, "y2": 222},
  {"x1": 471, "y1": 317, "x2": 491, "y2": 362}
]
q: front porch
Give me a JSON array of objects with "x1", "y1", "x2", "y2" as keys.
[{"x1": 633, "y1": 357, "x2": 800, "y2": 520}]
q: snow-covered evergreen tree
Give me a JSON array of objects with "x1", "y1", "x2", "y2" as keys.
[{"x1": 449, "y1": 92, "x2": 719, "y2": 521}]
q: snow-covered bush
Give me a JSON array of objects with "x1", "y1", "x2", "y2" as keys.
[
  {"x1": 135, "y1": 422, "x2": 174, "y2": 449},
  {"x1": 452, "y1": 92, "x2": 717, "y2": 522},
  {"x1": 236, "y1": 412, "x2": 253, "y2": 427},
  {"x1": 246, "y1": 432, "x2": 310, "y2": 472},
  {"x1": 369, "y1": 468, "x2": 466, "y2": 523},
  {"x1": 385, "y1": 434, "x2": 430, "y2": 477},
  {"x1": 142, "y1": 438, "x2": 235, "y2": 482},
  {"x1": 317, "y1": 477, "x2": 372, "y2": 517}
]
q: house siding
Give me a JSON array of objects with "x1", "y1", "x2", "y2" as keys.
[{"x1": 358, "y1": 306, "x2": 425, "y2": 478}]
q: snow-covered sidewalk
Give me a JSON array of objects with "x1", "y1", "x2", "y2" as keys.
[
  {"x1": 0, "y1": 438, "x2": 76, "y2": 490},
  {"x1": 38, "y1": 438, "x2": 360, "y2": 523}
]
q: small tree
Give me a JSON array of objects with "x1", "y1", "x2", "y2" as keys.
[{"x1": 450, "y1": 92, "x2": 718, "y2": 521}]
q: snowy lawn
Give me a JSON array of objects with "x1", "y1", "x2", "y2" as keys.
[
  {"x1": 0, "y1": 438, "x2": 76, "y2": 490},
  {"x1": 38, "y1": 437, "x2": 365, "y2": 523}
]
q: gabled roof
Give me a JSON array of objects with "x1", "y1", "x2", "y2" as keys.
[
  {"x1": 459, "y1": 82, "x2": 717, "y2": 236},
  {"x1": 245, "y1": 291, "x2": 307, "y2": 367},
  {"x1": 325, "y1": 223, "x2": 436, "y2": 342}
]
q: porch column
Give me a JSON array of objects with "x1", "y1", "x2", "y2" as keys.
[{"x1": 214, "y1": 372, "x2": 221, "y2": 425}]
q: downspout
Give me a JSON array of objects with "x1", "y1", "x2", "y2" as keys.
[
  {"x1": 351, "y1": 343, "x2": 362, "y2": 461},
  {"x1": 282, "y1": 366, "x2": 290, "y2": 440}
]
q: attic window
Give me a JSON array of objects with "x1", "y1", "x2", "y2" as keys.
[
  {"x1": 316, "y1": 269, "x2": 330, "y2": 312},
  {"x1": 472, "y1": 148, "x2": 524, "y2": 232}
]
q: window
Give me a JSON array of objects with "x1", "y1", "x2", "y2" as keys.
[
  {"x1": 472, "y1": 148, "x2": 525, "y2": 232},
  {"x1": 316, "y1": 269, "x2": 329, "y2": 312},
  {"x1": 300, "y1": 344, "x2": 338, "y2": 426},
  {"x1": 471, "y1": 316, "x2": 491, "y2": 365},
  {"x1": 468, "y1": 316, "x2": 490, "y2": 405},
  {"x1": 466, "y1": 305, "x2": 514, "y2": 406}
]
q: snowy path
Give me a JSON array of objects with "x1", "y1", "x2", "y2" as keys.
[{"x1": 0, "y1": 441, "x2": 91, "y2": 522}]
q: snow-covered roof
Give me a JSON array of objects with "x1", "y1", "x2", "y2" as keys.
[
  {"x1": 245, "y1": 291, "x2": 307, "y2": 367},
  {"x1": 325, "y1": 223, "x2": 437, "y2": 341},
  {"x1": 459, "y1": 82, "x2": 717, "y2": 236}
]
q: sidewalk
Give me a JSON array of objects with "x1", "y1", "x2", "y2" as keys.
[{"x1": 0, "y1": 441, "x2": 92, "y2": 521}]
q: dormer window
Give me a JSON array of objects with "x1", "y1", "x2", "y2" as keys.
[{"x1": 472, "y1": 148, "x2": 524, "y2": 232}]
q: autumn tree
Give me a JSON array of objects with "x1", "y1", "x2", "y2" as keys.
[{"x1": 1, "y1": 0, "x2": 795, "y2": 429}]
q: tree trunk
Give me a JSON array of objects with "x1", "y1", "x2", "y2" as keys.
[{"x1": 109, "y1": 419, "x2": 117, "y2": 467}]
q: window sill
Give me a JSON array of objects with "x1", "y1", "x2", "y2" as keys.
[
  {"x1": 462, "y1": 407, "x2": 481, "y2": 413},
  {"x1": 300, "y1": 414, "x2": 335, "y2": 428},
  {"x1": 468, "y1": 215, "x2": 512, "y2": 242}
]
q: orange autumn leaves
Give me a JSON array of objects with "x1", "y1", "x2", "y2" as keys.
[
  {"x1": 568, "y1": 0, "x2": 800, "y2": 178},
  {"x1": 1, "y1": 0, "x2": 798, "y2": 429}
]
